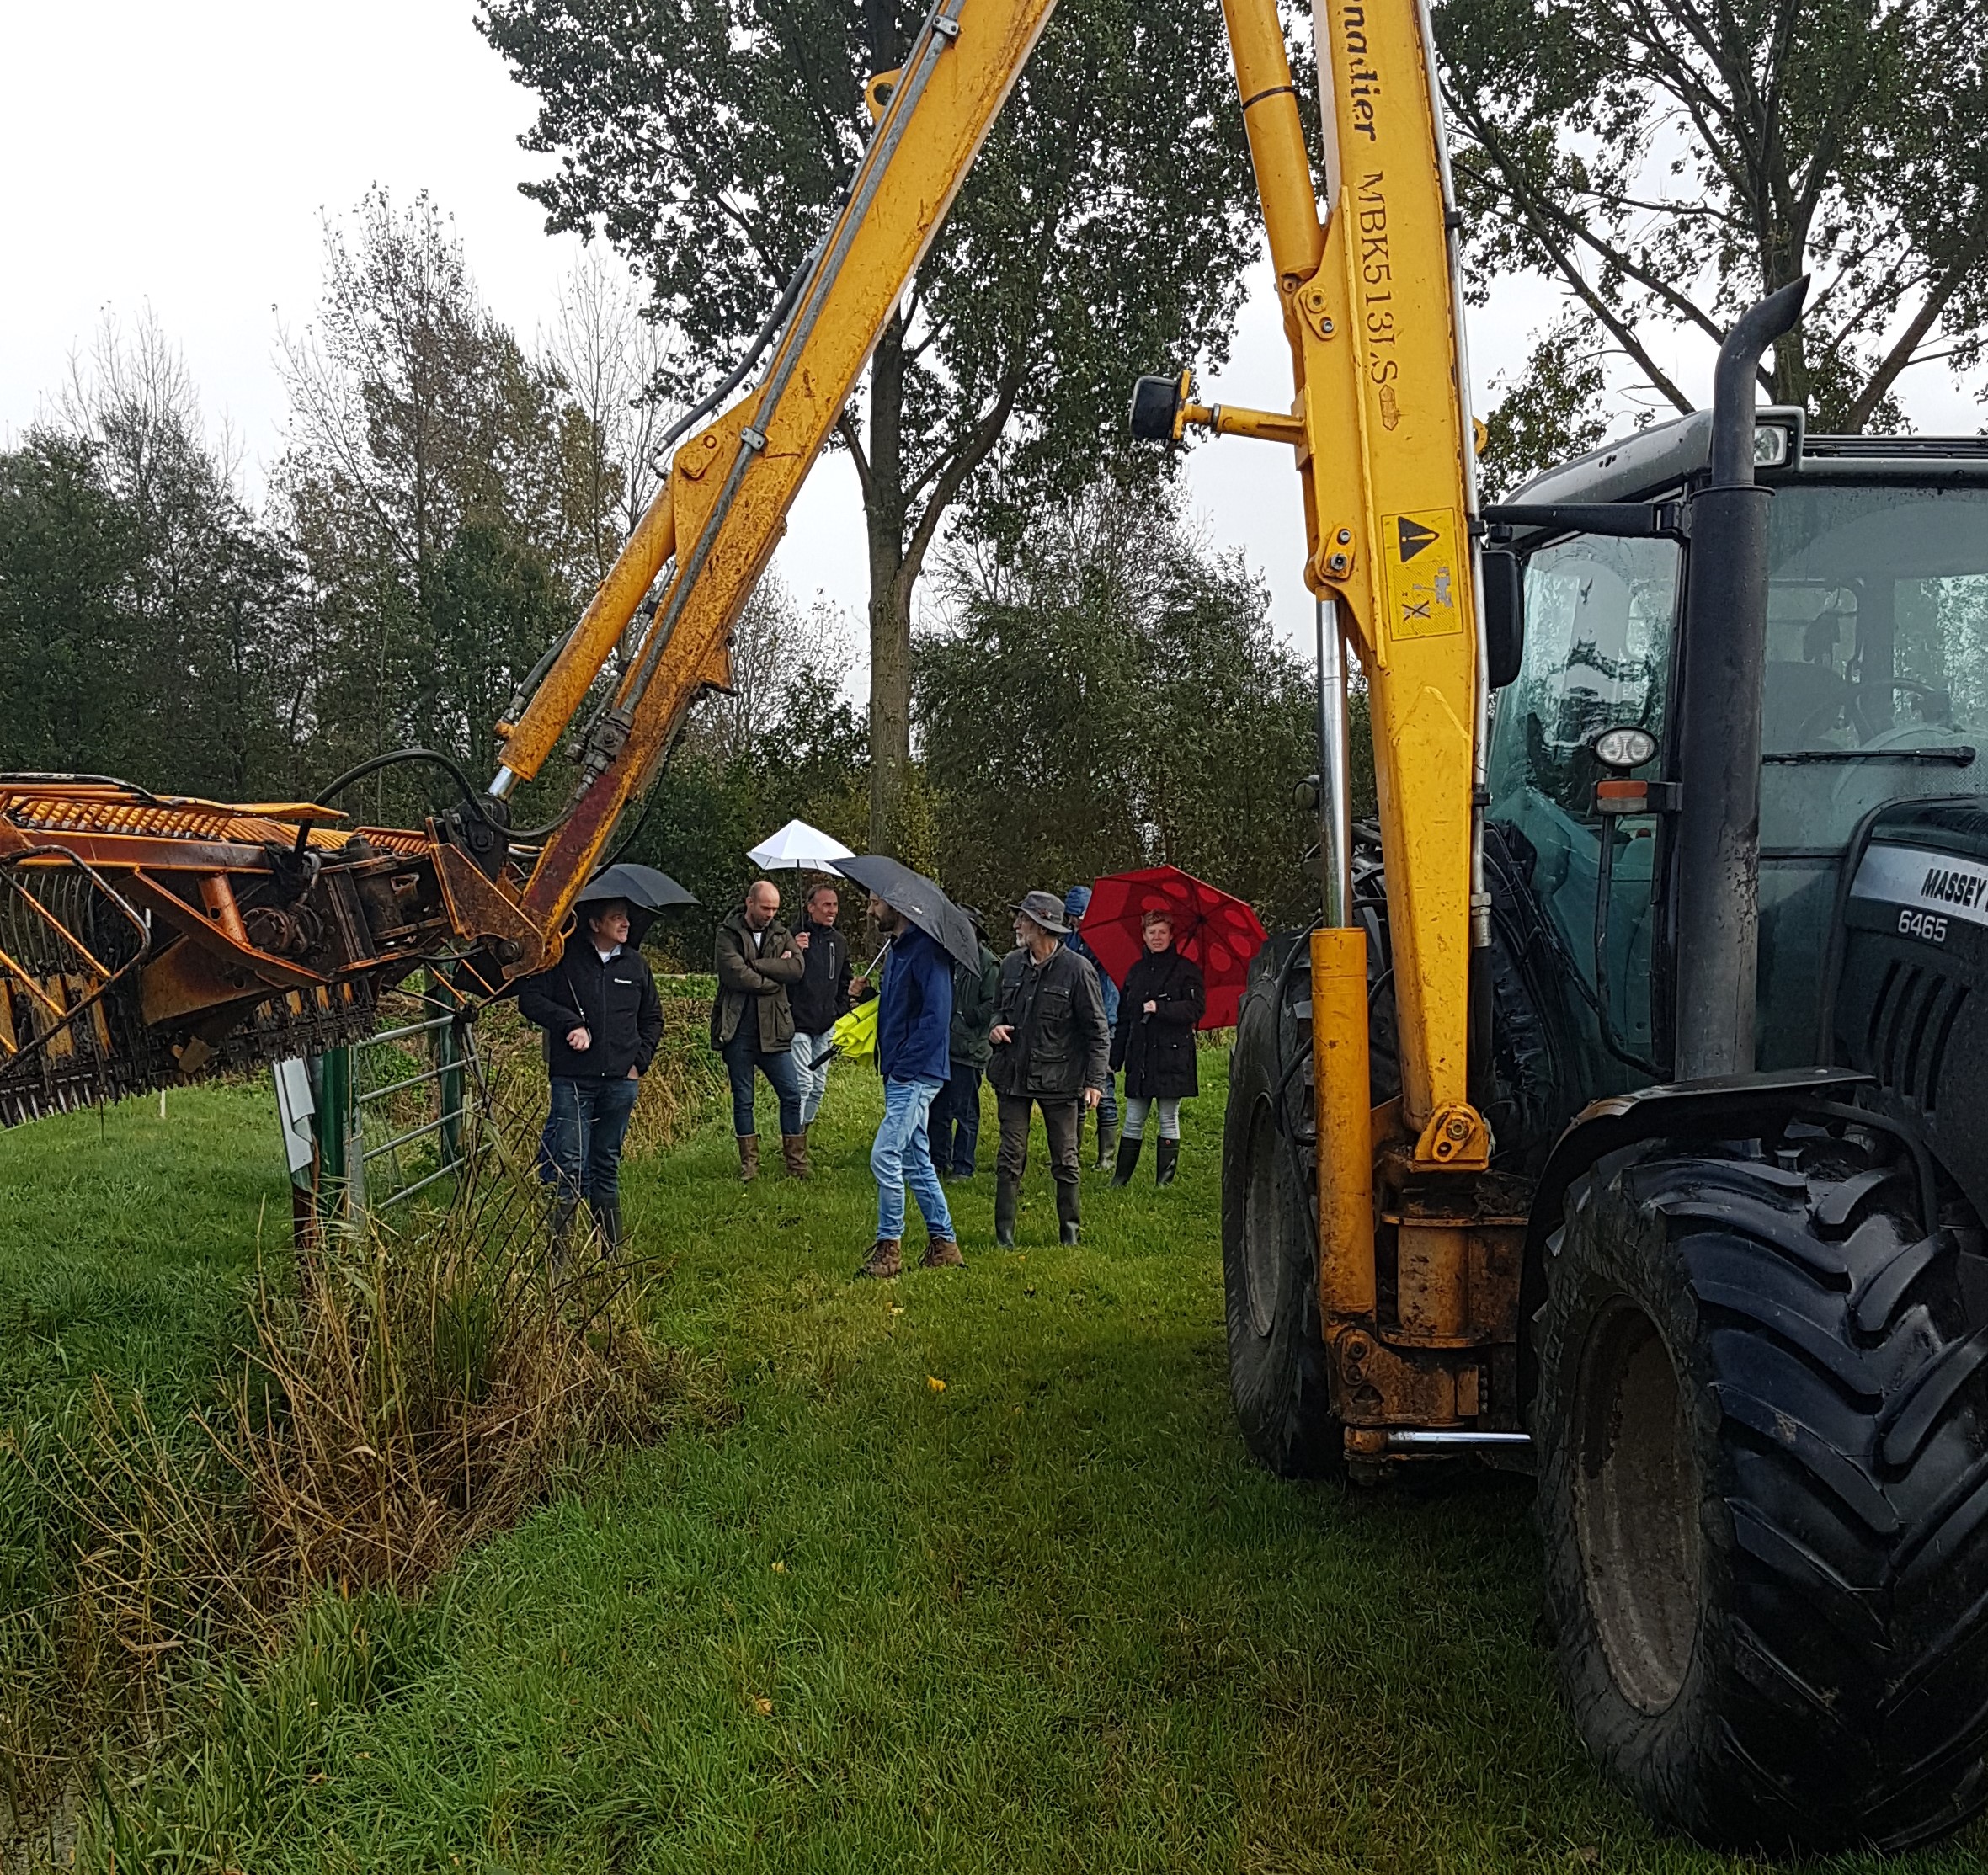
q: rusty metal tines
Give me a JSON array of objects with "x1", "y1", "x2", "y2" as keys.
[{"x1": 0, "y1": 845, "x2": 152, "y2": 1065}]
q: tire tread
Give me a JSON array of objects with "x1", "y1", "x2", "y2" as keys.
[{"x1": 1538, "y1": 1136, "x2": 1988, "y2": 1851}]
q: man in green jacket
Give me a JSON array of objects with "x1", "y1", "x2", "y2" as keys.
[
  {"x1": 710, "y1": 879, "x2": 807, "y2": 1180},
  {"x1": 931, "y1": 914, "x2": 999, "y2": 1178}
]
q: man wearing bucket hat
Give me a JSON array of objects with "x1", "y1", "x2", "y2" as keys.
[{"x1": 987, "y1": 890, "x2": 1111, "y2": 1247}]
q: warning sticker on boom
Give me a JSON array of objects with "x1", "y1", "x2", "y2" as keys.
[{"x1": 1382, "y1": 507, "x2": 1464, "y2": 642}]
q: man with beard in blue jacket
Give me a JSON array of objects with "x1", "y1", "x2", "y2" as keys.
[{"x1": 856, "y1": 887, "x2": 959, "y2": 1278}]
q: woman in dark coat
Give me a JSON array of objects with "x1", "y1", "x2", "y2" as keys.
[{"x1": 1109, "y1": 909, "x2": 1206, "y2": 1186}]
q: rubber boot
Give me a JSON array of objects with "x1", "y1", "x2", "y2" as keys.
[
  {"x1": 1155, "y1": 1138, "x2": 1180, "y2": 1187},
  {"x1": 1095, "y1": 1121, "x2": 1117, "y2": 1169},
  {"x1": 551, "y1": 1194, "x2": 578, "y2": 1255},
  {"x1": 781, "y1": 1133, "x2": 810, "y2": 1180},
  {"x1": 1056, "y1": 1177, "x2": 1081, "y2": 1246},
  {"x1": 994, "y1": 1175, "x2": 1019, "y2": 1249},
  {"x1": 589, "y1": 1198, "x2": 625, "y2": 1252},
  {"x1": 738, "y1": 1133, "x2": 759, "y2": 1182},
  {"x1": 1111, "y1": 1135, "x2": 1143, "y2": 1187},
  {"x1": 857, "y1": 1238, "x2": 903, "y2": 1279}
]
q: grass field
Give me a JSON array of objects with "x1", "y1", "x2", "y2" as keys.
[{"x1": 3, "y1": 1052, "x2": 1984, "y2": 1872}]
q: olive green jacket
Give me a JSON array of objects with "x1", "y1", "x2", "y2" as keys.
[{"x1": 710, "y1": 913, "x2": 805, "y2": 1052}]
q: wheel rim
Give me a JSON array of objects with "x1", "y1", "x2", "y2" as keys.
[
  {"x1": 1572, "y1": 1302, "x2": 1702, "y2": 1713},
  {"x1": 1243, "y1": 1101, "x2": 1282, "y2": 1339}
]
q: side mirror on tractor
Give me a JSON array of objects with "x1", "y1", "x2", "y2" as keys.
[
  {"x1": 1128, "y1": 369, "x2": 1191, "y2": 443},
  {"x1": 1481, "y1": 548, "x2": 1524, "y2": 688}
]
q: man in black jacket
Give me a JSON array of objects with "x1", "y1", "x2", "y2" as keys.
[
  {"x1": 517, "y1": 897, "x2": 664, "y2": 1249},
  {"x1": 786, "y1": 879, "x2": 852, "y2": 1142},
  {"x1": 987, "y1": 890, "x2": 1110, "y2": 1247}
]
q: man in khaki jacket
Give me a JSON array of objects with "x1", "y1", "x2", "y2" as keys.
[{"x1": 710, "y1": 879, "x2": 807, "y2": 1179}]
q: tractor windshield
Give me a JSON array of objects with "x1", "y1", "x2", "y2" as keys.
[{"x1": 1757, "y1": 482, "x2": 1988, "y2": 1063}]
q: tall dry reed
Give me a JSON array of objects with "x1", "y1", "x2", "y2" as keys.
[{"x1": 3, "y1": 1066, "x2": 717, "y2": 1851}]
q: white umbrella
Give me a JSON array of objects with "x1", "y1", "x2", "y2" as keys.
[{"x1": 747, "y1": 818, "x2": 855, "y2": 876}]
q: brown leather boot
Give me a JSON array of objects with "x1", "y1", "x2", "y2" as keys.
[
  {"x1": 738, "y1": 1133, "x2": 759, "y2": 1182},
  {"x1": 781, "y1": 1133, "x2": 810, "y2": 1179},
  {"x1": 919, "y1": 1238, "x2": 965, "y2": 1269},
  {"x1": 857, "y1": 1238, "x2": 903, "y2": 1279}
]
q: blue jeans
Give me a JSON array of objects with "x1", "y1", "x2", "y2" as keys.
[
  {"x1": 1085, "y1": 1069, "x2": 1117, "y2": 1149},
  {"x1": 791, "y1": 1029, "x2": 835, "y2": 1127},
  {"x1": 871, "y1": 1075, "x2": 953, "y2": 1243},
  {"x1": 931, "y1": 1060, "x2": 983, "y2": 1175},
  {"x1": 547, "y1": 1075, "x2": 641, "y2": 1205},
  {"x1": 721, "y1": 1031, "x2": 803, "y2": 1137},
  {"x1": 1122, "y1": 1095, "x2": 1181, "y2": 1140}
]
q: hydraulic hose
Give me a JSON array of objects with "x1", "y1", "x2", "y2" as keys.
[{"x1": 315, "y1": 748, "x2": 491, "y2": 821}]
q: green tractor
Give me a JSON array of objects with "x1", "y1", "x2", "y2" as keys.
[{"x1": 1223, "y1": 288, "x2": 1988, "y2": 1851}]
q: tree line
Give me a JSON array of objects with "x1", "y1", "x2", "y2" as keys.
[
  {"x1": 5, "y1": 0, "x2": 1980, "y2": 931},
  {"x1": 0, "y1": 189, "x2": 1332, "y2": 943}
]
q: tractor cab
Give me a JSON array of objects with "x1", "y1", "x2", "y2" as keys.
[{"x1": 1484, "y1": 417, "x2": 1988, "y2": 1153}]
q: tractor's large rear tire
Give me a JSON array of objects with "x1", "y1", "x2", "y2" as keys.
[
  {"x1": 1223, "y1": 953, "x2": 1340, "y2": 1477},
  {"x1": 1536, "y1": 1137, "x2": 1988, "y2": 1851}
]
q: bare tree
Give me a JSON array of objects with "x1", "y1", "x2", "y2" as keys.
[
  {"x1": 1437, "y1": 0, "x2": 1988, "y2": 450},
  {"x1": 545, "y1": 250, "x2": 681, "y2": 579},
  {"x1": 680, "y1": 573, "x2": 855, "y2": 770},
  {"x1": 274, "y1": 189, "x2": 599, "y2": 796}
]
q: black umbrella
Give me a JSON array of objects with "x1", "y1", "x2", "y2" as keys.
[
  {"x1": 575, "y1": 862, "x2": 698, "y2": 946},
  {"x1": 835, "y1": 855, "x2": 980, "y2": 971}
]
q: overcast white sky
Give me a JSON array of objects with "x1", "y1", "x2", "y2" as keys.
[{"x1": 4, "y1": 0, "x2": 1982, "y2": 676}]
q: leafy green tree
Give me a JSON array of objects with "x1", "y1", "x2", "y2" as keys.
[
  {"x1": 0, "y1": 433, "x2": 141, "y2": 775},
  {"x1": 1, "y1": 317, "x2": 308, "y2": 797},
  {"x1": 477, "y1": 0, "x2": 1261, "y2": 852},
  {"x1": 1436, "y1": 0, "x2": 1988, "y2": 434},
  {"x1": 277, "y1": 190, "x2": 616, "y2": 823},
  {"x1": 916, "y1": 486, "x2": 1324, "y2": 929}
]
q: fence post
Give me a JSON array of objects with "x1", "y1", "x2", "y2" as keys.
[
  {"x1": 428, "y1": 972, "x2": 466, "y2": 1171},
  {"x1": 309, "y1": 1046, "x2": 360, "y2": 1226}
]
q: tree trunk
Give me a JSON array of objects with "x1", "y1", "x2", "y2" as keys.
[{"x1": 864, "y1": 308, "x2": 912, "y2": 855}]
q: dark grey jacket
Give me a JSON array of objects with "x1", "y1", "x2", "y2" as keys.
[
  {"x1": 949, "y1": 944, "x2": 1000, "y2": 1068},
  {"x1": 988, "y1": 943, "x2": 1110, "y2": 1100}
]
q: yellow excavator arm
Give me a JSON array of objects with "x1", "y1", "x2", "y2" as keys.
[
  {"x1": 1197, "y1": 0, "x2": 1492, "y2": 1377},
  {"x1": 1176, "y1": 0, "x2": 1485, "y2": 1148},
  {"x1": 486, "y1": 0, "x2": 1063, "y2": 944}
]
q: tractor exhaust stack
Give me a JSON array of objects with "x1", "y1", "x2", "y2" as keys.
[{"x1": 1669, "y1": 278, "x2": 1809, "y2": 1080}]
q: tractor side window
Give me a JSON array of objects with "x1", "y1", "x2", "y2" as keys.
[
  {"x1": 1485, "y1": 534, "x2": 1682, "y2": 1087},
  {"x1": 1755, "y1": 482, "x2": 1988, "y2": 1066}
]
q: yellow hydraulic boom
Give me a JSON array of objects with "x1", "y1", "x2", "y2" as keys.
[
  {"x1": 1234, "y1": 0, "x2": 1495, "y2": 1436},
  {"x1": 485, "y1": 0, "x2": 1063, "y2": 946}
]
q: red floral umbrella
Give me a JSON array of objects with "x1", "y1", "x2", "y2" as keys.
[{"x1": 1079, "y1": 865, "x2": 1267, "y2": 1030}]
